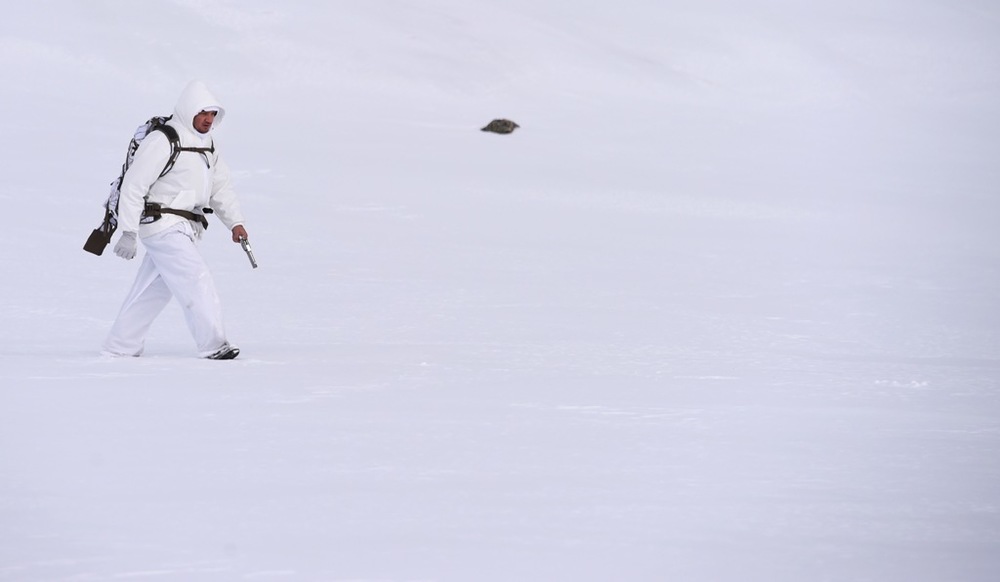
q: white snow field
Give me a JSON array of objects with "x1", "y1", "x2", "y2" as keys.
[{"x1": 2, "y1": 1, "x2": 999, "y2": 580}]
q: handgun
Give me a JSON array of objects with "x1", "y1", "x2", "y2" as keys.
[{"x1": 239, "y1": 236, "x2": 258, "y2": 269}]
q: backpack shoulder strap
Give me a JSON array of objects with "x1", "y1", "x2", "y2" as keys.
[
  {"x1": 153, "y1": 122, "x2": 216, "y2": 172},
  {"x1": 152, "y1": 123, "x2": 182, "y2": 178}
]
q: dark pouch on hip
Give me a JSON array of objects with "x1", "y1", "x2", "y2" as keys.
[{"x1": 83, "y1": 228, "x2": 111, "y2": 256}]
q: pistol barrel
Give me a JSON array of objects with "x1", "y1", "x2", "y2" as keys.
[{"x1": 239, "y1": 237, "x2": 258, "y2": 269}]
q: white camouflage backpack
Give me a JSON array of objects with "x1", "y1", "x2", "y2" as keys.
[{"x1": 83, "y1": 115, "x2": 214, "y2": 255}]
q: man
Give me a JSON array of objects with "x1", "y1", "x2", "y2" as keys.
[{"x1": 102, "y1": 80, "x2": 247, "y2": 360}]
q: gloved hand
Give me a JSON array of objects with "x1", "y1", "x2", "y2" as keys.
[{"x1": 114, "y1": 231, "x2": 138, "y2": 260}]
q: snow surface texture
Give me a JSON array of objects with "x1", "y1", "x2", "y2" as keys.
[{"x1": 2, "y1": 1, "x2": 999, "y2": 580}]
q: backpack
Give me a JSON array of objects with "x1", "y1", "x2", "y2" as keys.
[{"x1": 83, "y1": 115, "x2": 214, "y2": 255}]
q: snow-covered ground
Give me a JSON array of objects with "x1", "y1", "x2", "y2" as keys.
[{"x1": 2, "y1": 1, "x2": 999, "y2": 580}]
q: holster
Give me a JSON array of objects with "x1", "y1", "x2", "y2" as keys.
[
  {"x1": 83, "y1": 228, "x2": 112, "y2": 256},
  {"x1": 84, "y1": 207, "x2": 114, "y2": 256}
]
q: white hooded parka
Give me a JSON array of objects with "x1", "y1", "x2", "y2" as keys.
[{"x1": 117, "y1": 80, "x2": 245, "y2": 238}]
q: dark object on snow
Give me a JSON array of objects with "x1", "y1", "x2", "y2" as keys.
[{"x1": 481, "y1": 119, "x2": 520, "y2": 134}]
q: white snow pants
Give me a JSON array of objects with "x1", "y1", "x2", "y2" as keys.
[{"x1": 103, "y1": 222, "x2": 228, "y2": 357}]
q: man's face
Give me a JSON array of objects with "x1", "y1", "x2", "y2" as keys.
[{"x1": 193, "y1": 110, "x2": 218, "y2": 134}]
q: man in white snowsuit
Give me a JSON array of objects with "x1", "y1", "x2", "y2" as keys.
[{"x1": 102, "y1": 80, "x2": 248, "y2": 360}]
